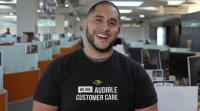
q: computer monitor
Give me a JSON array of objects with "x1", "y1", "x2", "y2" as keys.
[
  {"x1": 187, "y1": 56, "x2": 200, "y2": 86},
  {"x1": 148, "y1": 49, "x2": 161, "y2": 69},
  {"x1": 169, "y1": 52, "x2": 195, "y2": 79},
  {"x1": 114, "y1": 38, "x2": 122, "y2": 46},
  {"x1": 121, "y1": 38, "x2": 127, "y2": 53},
  {"x1": 128, "y1": 48, "x2": 143, "y2": 63},
  {"x1": 141, "y1": 49, "x2": 150, "y2": 65},
  {"x1": 159, "y1": 49, "x2": 170, "y2": 78}
]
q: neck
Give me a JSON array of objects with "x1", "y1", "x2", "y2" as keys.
[{"x1": 83, "y1": 42, "x2": 113, "y2": 59}]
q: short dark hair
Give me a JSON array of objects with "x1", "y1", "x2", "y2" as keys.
[{"x1": 86, "y1": 1, "x2": 121, "y2": 22}]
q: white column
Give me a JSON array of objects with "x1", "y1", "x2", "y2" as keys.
[
  {"x1": 16, "y1": 0, "x2": 37, "y2": 36},
  {"x1": 55, "y1": 14, "x2": 64, "y2": 34},
  {"x1": 66, "y1": 20, "x2": 75, "y2": 34},
  {"x1": 142, "y1": 18, "x2": 150, "y2": 39}
]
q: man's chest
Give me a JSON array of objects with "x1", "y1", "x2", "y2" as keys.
[{"x1": 58, "y1": 67, "x2": 136, "y2": 111}]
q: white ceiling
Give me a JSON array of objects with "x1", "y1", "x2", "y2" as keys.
[{"x1": 0, "y1": 0, "x2": 200, "y2": 22}]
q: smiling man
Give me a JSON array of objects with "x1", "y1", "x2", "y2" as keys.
[{"x1": 33, "y1": 1, "x2": 158, "y2": 111}]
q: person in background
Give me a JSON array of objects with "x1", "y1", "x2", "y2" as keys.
[
  {"x1": 4, "y1": 28, "x2": 11, "y2": 34},
  {"x1": 145, "y1": 39, "x2": 149, "y2": 44}
]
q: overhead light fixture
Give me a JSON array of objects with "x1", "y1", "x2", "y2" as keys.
[
  {"x1": 120, "y1": 16, "x2": 126, "y2": 19},
  {"x1": 65, "y1": 4, "x2": 69, "y2": 7},
  {"x1": 10, "y1": 13, "x2": 13, "y2": 15},
  {"x1": 37, "y1": 10, "x2": 40, "y2": 12},
  {"x1": 119, "y1": 10, "x2": 132, "y2": 13},
  {"x1": 111, "y1": 1, "x2": 143, "y2": 6},
  {"x1": 139, "y1": 15, "x2": 145, "y2": 18},
  {"x1": 168, "y1": 0, "x2": 185, "y2": 5},
  {"x1": 124, "y1": 18, "x2": 132, "y2": 21},
  {"x1": 0, "y1": 0, "x2": 17, "y2": 4},
  {"x1": 77, "y1": 18, "x2": 80, "y2": 21}
]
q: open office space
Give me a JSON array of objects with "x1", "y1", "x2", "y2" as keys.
[{"x1": 1, "y1": 0, "x2": 200, "y2": 111}]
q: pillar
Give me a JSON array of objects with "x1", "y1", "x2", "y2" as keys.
[
  {"x1": 55, "y1": 14, "x2": 64, "y2": 34},
  {"x1": 142, "y1": 18, "x2": 150, "y2": 39},
  {"x1": 16, "y1": 0, "x2": 37, "y2": 36}
]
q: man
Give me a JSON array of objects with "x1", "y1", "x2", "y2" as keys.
[
  {"x1": 33, "y1": 1, "x2": 158, "y2": 111},
  {"x1": 4, "y1": 28, "x2": 11, "y2": 34},
  {"x1": 26, "y1": 45, "x2": 31, "y2": 54}
]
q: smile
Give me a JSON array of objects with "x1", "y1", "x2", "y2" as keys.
[{"x1": 96, "y1": 33, "x2": 110, "y2": 39}]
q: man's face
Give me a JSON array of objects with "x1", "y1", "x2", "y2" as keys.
[
  {"x1": 83, "y1": 4, "x2": 120, "y2": 52},
  {"x1": 27, "y1": 46, "x2": 30, "y2": 52},
  {"x1": 7, "y1": 28, "x2": 9, "y2": 32}
]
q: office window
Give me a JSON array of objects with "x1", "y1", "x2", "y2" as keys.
[
  {"x1": 182, "y1": 20, "x2": 200, "y2": 34},
  {"x1": 37, "y1": 19, "x2": 68, "y2": 27},
  {"x1": 0, "y1": 20, "x2": 16, "y2": 26}
]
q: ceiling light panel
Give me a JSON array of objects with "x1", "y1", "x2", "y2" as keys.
[
  {"x1": 140, "y1": 15, "x2": 145, "y2": 18},
  {"x1": 168, "y1": 0, "x2": 185, "y2": 5},
  {"x1": 119, "y1": 10, "x2": 132, "y2": 13},
  {"x1": 0, "y1": 0, "x2": 17, "y2": 4},
  {"x1": 111, "y1": 1, "x2": 143, "y2": 6}
]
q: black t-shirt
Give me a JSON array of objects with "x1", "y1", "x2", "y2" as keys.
[{"x1": 33, "y1": 48, "x2": 157, "y2": 111}]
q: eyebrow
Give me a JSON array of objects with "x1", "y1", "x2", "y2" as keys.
[
  {"x1": 95, "y1": 15, "x2": 104, "y2": 18},
  {"x1": 95, "y1": 15, "x2": 118, "y2": 23}
]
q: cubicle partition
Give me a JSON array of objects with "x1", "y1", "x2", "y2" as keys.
[
  {"x1": 0, "y1": 35, "x2": 16, "y2": 43},
  {"x1": 15, "y1": 41, "x2": 53, "y2": 77},
  {"x1": 52, "y1": 40, "x2": 62, "y2": 59},
  {"x1": 0, "y1": 51, "x2": 3, "y2": 91},
  {"x1": 0, "y1": 51, "x2": 8, "y2": 111},
  {"x1": 0, "y1": 89, "x2": 8, "y2": 111},
  {"x1": 170, "y1": 47, "x2": 191, "y2": 52},
  {"x1": 155, "y1": 87, "x2": 198, "y2": 111},
  {"x1": 0, "y1": 45, "x2": 39, "y2": 103},
  {"x1": 60, "y1": 39, "x2": 78, "y2": 55}
]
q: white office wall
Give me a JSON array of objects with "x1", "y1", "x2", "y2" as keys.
[
  {"x1": 38, "y1": 27, "x2": 55, "y2": 35},
  {"x1": 74, "y1": 21, "x2": 85, "y2": 37},
  {"x1": 119, "y1": 27, "x2": 143, "y2": 41},
  {"x1": 55, "y1": 15, "x2": 64, "y2": 34},
  {"x1": 67, "y1": 21, "x2": 75, "y2": 34}
]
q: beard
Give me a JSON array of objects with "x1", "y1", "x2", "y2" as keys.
[{"x1": 85, "y1": 27, "x2": 117, "y2": 52}]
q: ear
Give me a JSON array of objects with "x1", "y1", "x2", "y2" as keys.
[
  {"x1": 117, "y1": 26, "x2": 120, "y2": 36},
  {"x1": 83, "y1": 19, "x2": 88, "y2": 32}
]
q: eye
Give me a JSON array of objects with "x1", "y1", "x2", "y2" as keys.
[
  {"x1": 96, "y1": 19, "x2": 101, "y2": 22},
  {"x1": 110, "y1": 22, "x2": 116, "y2": 25}
]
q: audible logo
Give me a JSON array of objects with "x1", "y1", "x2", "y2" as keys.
[{"x1": 93, "y1": 80, "x2": 102, "y2": 85}]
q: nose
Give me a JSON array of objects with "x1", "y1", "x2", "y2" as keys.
[{"x1": 100, "y1": 22, "x2": 110, "y2": 32}]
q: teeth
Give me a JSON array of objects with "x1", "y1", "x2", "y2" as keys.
[{"x1": 97, "y1": 34, "x2": 107, "y2": 38}]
